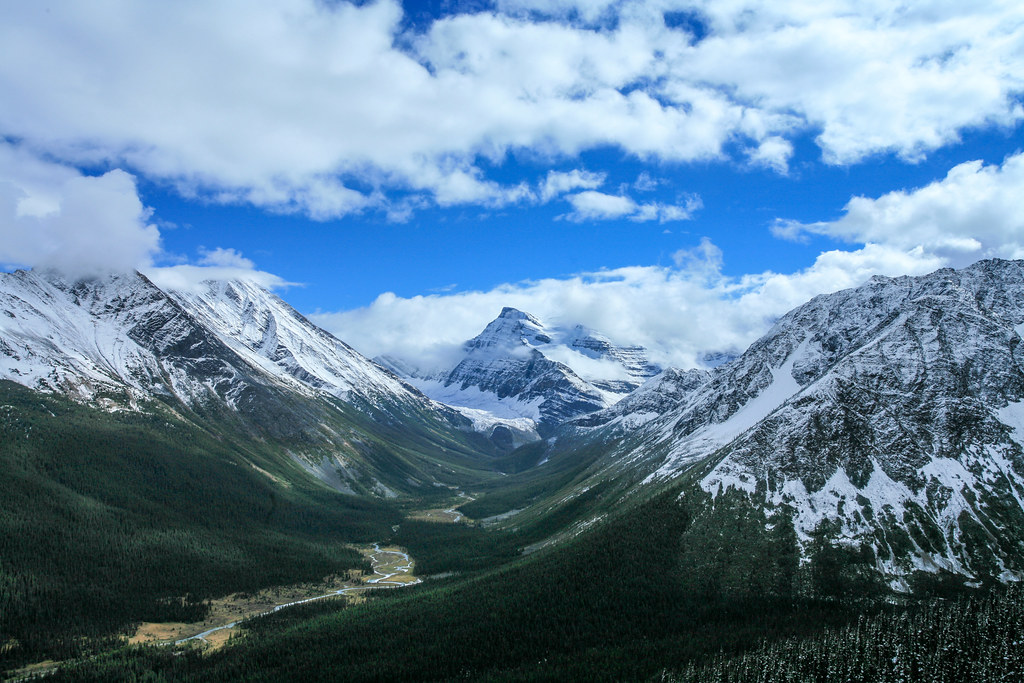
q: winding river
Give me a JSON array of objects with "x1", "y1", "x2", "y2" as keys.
[{"x1": 176, "y1": 544, "x2": 420, "y2": 645}]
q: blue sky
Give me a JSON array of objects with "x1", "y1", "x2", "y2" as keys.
[{"x1": 2, "y1": 0, "x2": 1023, "y2": 368}]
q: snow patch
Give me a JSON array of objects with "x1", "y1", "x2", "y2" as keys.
[
  {"x1": 651, "y1": 339, "x2": 809, "y2": 485},
  {"x1": 700, "y1": 338, "x2": 806, "y2": 447},
  {"x1": 411, "y1": 378, "x2": 544, "y2": 421},
  {"x1": 998, "y1": 400, "x2": 1024, "y2": 445},
  {"x1": 539, "y1": 344, "x2": 633, "y2": 385}
]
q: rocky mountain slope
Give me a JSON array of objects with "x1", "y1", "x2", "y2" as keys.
[
  {"x1": 167, "y1": 278, "x2": 421, "y2": 408},
  {"x1": 0, "y1": 268, "x2": 494, "y2": 495},
  {"x1": 11, "y1": 259, "x2": 1024, "y2": 590},
  {"x1": 563, "y1": 259, "x2": 1024, "y2": 588},
  {"x1": 382, "y1": 307, "x2": 661, "y2": 439}
]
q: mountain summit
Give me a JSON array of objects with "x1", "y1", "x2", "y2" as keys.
[
  {"x1": 381, "y1": 307, "x2": 661, "y2": 443},
  {"x1": 463, "y1": 307, "x2": 552, "y2": 352},
  {"x1": 0, "y1": 269, "x2": 419, "y2": 415}
]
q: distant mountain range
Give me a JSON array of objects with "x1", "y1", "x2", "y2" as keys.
[
  {"x1": 6, "y1": 260, "x2": 1024, "y2": 589},
  {"x1": 378, "y1": 306, "x2": 661, "y2": 444}
]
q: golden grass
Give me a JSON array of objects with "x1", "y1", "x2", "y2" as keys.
[
  {"x1": 406, "y1": 507, "x2": 471, "y2": 524},
  {"x1": 125, "y1": 544, "x2": 419, "y2": 649}
]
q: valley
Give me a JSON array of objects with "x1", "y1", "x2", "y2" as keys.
[
  {"x1": 4, "y1": 260, "x2": 1024, "y2": 680},
  {"x1": 137, "y1": 543, "x2": 420, "y2": 649},
  {"x1": 4, "y1": 0, "x2": 1023, "y2": 678},
  {"x1": 6, "y1": 544, "x2": 420, "y2": 680}
]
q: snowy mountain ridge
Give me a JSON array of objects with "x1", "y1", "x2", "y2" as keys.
[
  {"x1": 166, "y1": 278, "x2": 415, "y2": 405},
  {"x1": 381, "y1": 306, "x2": 662, "y2": 438},
  {"x1": 0, "y1": 268, "x2": 506, "y2": 496},
  {"x1": 569, "y1": 259, "x2": 1024, "y2": 588},
  {"x1": 0, "y1": 269, "x2": 427, "y2": 412},
  {"x1": 11, "y1": 260, "x2": 1024, "y2": 587}
]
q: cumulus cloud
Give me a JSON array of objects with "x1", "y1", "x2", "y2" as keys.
[
  {"x1": 675, "y1": 0, "x2": 1024, "y2": 164},
  {"x1": 147, "y1": 241, "x2": 294, "y2": 294},
  {"x1": 144, "y1": 263, "x2": 291, "y2": 295},
  {"x1": 633, "y1": 172, "x2": 661, "y2": 192},
  {"x1": 673, "y1": 236, "x2": 723, "y2": 276},
  {"x1": 774, "y1": 152, "x2": 1024, "y2": 265},
  {"x1": 563, "y1": 190, "x2": 701, "y2": 222},
  {"x1": 564, "y1": 191, "x2": 638, "y2": 220},
  {"x1": 1, "y1": 1, "x2": 1019, "y2": 218},
  {"x1": 0, "y1": 143, "x2": 292, "y2": 287},
  {"x1": 316, "y1": 145, "x2": 1017, "y2": 371},
  {"x1": 213, "y1": 148, "x2": 1024, "y2": 372},
  {"x1": 198, "y1": 247, "x2": 255, "y2": 269},
  {"x1": 540, "y1": 169, "x2": 607, "y2": 201},
  {"x1": 747, "y1": 136, "x2": 794, "y2": 173},
  {"x1": 0, "y1": 143, "x2": 160, "y2": 278},
  {"x1": 311, "y1": 237, "x2": 945, "y2": 371}
]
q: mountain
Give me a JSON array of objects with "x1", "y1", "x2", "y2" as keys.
[
  {"x1": 0, "y1": 268, "x2": 496, "y2": 496},
  {"x1": 166, "y1": 278, "x2": 426, "y2": 408},
  {"x1": 547, "y1": 259, "x2": 1024, "y2": 589},
  {"x1": 381, "y1": 307, "x2": 661, "y2": 441},
  {"x1": 12, "y1": 259, "x2": 1024, "y2": 677}
]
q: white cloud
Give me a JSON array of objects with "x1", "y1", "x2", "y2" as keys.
[
  {"x1": 540, "y1": 169, "x2": 606, "y2": 201},
  {"x1": 0, "y1": 143, "x2": 292, "y2": 286},
  {"x1": 312, "y1": 148, "x2": 1024, "y2": 373},
  {"x1": 774, "y1": 152, "x2": 1024, "y2": 265},
  {"x1": 633, "y1": 172, "x2": 661, "y2": 192},
  {"x1": 678, "y1": 0, "x2": 1024, "y2": 164},
  {"x1": 198, "y1": 247, "x2": 255, "y2": 269},
  {"x1": 0, "y1": 143, "x2": 160, "y2": 278},
  {"x1": 632, "y1": 195, "x2": 703, "y2": 222},
  {"x1": 2, "y1": 1, "x2": 1019, "y2": 217},
  {"x1": 673, "y1": 236, "x2": 723, "y2": 276},
  {"x1": 144, "y1": 263, "x2": 290, "y2": 295},
  {"x1": 564, "y1": 191, "x2": 638, "y2": 220},
  {"x1": 563, "y1": 190, "x2": 701, "y2": 222},
  {"x1": 747, "y1": 136, "x2": 794, "y2": 173},
  {"x1": 311, "y1": 237, "x2": 945, "y2": 371}
]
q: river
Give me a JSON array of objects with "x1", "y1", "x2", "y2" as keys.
[{"x1": 176, "y1": 544, "x2": 420, "y2": 645}]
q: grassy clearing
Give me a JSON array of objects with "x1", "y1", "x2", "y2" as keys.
[
  {"x1": 406, "y1": 492, "x2": 475, "y2": 524},
  {"x1": 127, "y1": 569, "x2": 366, "y2": 647},
  {"x1": 406, "y1": 508, "x2": 467, "y2": 523},
  {"x1": 126, "y1": 543, "x2": 419, "y2": 651}
]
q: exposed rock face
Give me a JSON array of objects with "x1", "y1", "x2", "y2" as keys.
[
  {"x1": 0, "y1": 270, "x2": 427, "y2": 416},
  {"x1": 579, "y1": 260, "x2": 1024, "y2": 587},
  {"x1": 383, "y1": 306, "x2": 662, "y2": 433},
  {"x1": 0, "y1": 268, "x2": 485, "y2": 494}
]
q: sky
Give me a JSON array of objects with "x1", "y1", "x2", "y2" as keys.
[{"x1": 1, "y1": 0, "x2": 1023, "y2": 370}]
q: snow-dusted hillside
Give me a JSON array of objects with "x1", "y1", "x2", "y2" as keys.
[
  {"x1": 166, "y1": 279, "x2": 420, "y2": 407},
  {"x1": 572, "y1": 259, "x2": 1024, "y2": 587},
  {"x1": 0, "y1": 268, "x2": 496, "y2": 495},
  {"x1": 382, "y1": 306, "x2": 661, "y2": 437},
  {"x1": 0, "y1": 269, "x2": 429, "y2": 413},
  {"x1": 13, "y1": 260, "x2": 1024, "y2": 586},
  {"x1": 0, "y1": 269, "x2": 262, "y2": 408}
]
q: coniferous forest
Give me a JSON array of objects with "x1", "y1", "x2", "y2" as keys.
[
  {"x1": 2, "y1": 357, "x2": 1024, "y2": 682},
  {"x1": 0, "y1": 381, "x2": 389, "y2": 670},
  {"x1": 2, "y1": 374, "x2": 1023, "y2": 681}
]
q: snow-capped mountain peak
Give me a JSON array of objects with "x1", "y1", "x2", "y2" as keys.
[
  {"x1": 463, "y1": 306, "x2": 552, "y2": 353},
  {"x1": 0, "y1": 269, "x2": 437, "y2": 421},
  {"x1": 164, "y1": 277, "x2": 413, "y2": 404},
  {"x1": 385, "y1": 307, "x2": 662, "y2": 438}
]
